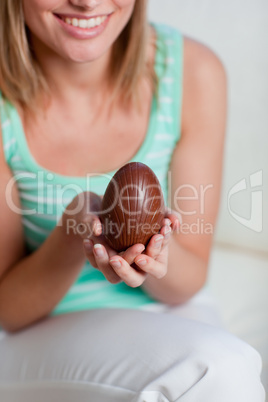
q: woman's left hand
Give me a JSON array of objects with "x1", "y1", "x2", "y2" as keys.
[
  {"x1": 131, "y1": 212, "x2": 180, "y2": 282},
  {"x1": 83, "y1": 210, "x2": 180, "y2": 287}
]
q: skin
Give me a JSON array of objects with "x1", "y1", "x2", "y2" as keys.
[
  {"x1": 0, "y1": 0, "x2": 227, "y2": 331},
  {"x1": 23, "y1": 0, "x2": 135, "y2": 62}
]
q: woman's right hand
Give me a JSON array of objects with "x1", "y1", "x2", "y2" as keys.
[
  {"x1": 61, "y1": 191, "x2": 103, "y2": 241},
  {"x1": 61, "y1": 191, "x2": 146, "y2": 284}
]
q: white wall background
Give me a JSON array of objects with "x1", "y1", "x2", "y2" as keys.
[{"x1": 148, "y1": 0, "x2": 268, "y2": 254}]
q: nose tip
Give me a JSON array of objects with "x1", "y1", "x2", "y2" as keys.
[{"x1": 69, "y1": 0, "x2": 102, "y2": 9}]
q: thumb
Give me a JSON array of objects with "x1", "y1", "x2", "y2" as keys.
[{"x1": 77, "y1": 216, "x2": 103, "y2": 240}]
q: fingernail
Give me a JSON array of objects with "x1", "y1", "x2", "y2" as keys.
[
  {"x1": 83, "y1": 239, "x2": 93, "y2": 251},
  {"x1": 94, "y1": 244, "x2": 104, "y2": 257},
  {"x1": 94, "y1": 222, "x2": 102, "y2": 235},
  {"x1": 136, "y1": 258, "x2": 147, "y2": 266},
  {"x1": 137, "y1": 245, "x2": 145, "y2": 253},
  {"x1": 110, "y1": 259, "x2": 121, "y2": 269},
  {"x1": 164, "y1": 227, "x2": 172, "y2": 238},
  {"x1": 154, "y1": 236, "x2": 163, "y2": 248}
]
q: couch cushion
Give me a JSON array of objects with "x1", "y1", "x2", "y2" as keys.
[{"x1": 207, "y1": 244, "x2": 268, "y2": 392}]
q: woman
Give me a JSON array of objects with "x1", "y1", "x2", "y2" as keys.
[{"x1": 0, "y1": 0, "x2": 265, "y2": 400}]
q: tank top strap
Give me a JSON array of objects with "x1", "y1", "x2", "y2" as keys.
[
  {"x1": 152, "y1": 23, "x2": 184, "y2": 143},
  {"x1": 0, "y1": 91, "x2": 21, "y2": 165}
]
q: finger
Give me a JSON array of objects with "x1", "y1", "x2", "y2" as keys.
[
  {"x1": 144, "y1": 234, "x2": 164, "y2": 259},
  {"x1": 160, "y1": 225, "x2": 172, "y2": 248},
  {"x1": 93, "y1": 244, "x2": 122, "y2": 284},
  {"x1": 83, "y1": 239, "x2": 98, "y2": 268},
  {"x1": 134, "y1": 255, "x2": 167, "y2": 279},
  {"x1": 83, "y1": 216, "x2": 102, "y2": 237},
  {"x1": 165, "y1": 210, "x2": 181, "y2": 232},
  {"x1": 162, "y1": 218, "x2": 172, "y2": 227},
  {"x1": 168, "y1": 214, "x2": 182, "y2": 232},
  {"x1": 92, "y1": 218, "x2": 103, "y2": 236},
  {"x1": 77, "y1": 215, "x2": 102, "y2": 239},
  {"x1": 165, "y1": 215, "x2": 180, "y2": 232},
  {"x1": 120, "y1": 244, "x2": 145, "y2": 265},
  {"x1": 109, "y1": 257, "x2": 147, "y2": 288},
  {"x1": 89, "y1": 234, "x2": 118, "y2": 259},
  {"x1": 83, "y1": 238, "x2": 114, "y2": 269}
]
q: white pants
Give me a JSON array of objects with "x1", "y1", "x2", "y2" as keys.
[{"x1": 0, "y1": 291, "x2": 265, "y2": 402}]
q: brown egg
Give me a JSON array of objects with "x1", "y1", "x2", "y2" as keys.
[{"x1": 101, "y1": 162, "x2": 165, "y2": 252}]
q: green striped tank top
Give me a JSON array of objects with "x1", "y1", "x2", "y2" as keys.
[{"x1": 0, "y1": 24, "x2": 183, "y2": 316}]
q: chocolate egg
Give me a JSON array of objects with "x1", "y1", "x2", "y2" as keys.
[{"x1": 101, "y1": 162, "x2": 165, "y2": 252}]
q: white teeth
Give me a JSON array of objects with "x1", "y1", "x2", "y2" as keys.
[
  {"x1": 62, "y1": 15, "x2": 106, "y2": 29},
  {"x1": 72, "y1": 18, "x2": 78, "y2": 27},
  {"x1": 88, "y1": 18, "x2": 95, "y2": 28},
  {"x1": 78, "y1": 19, "x2": 87, "y2": 28}
]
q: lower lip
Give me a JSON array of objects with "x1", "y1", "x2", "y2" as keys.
[{"x1": 54, "y1": 14, "x2": 112, "y2": 40}]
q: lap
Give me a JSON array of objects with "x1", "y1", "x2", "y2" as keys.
[{"x1": 0, "y1": 307, "x2": 265, "y2": 402}]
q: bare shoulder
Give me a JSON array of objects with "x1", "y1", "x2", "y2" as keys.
[
  {"x1": 183, "y1": 36, "x2": 227, "y2": 85},
  {"x1": 170, "y1": 38, "x2": 227, "y2": 263},
  {"x1": 181, "y1": 36, "x2": 227, "y2": 137}
]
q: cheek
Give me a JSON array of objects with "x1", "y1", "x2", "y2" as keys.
[
  {"x1": 113, "y1": 0, "x2": 136, "y2": 9},
  {"x1": 22, "y1": 0, "x2": 58, "y2": 22},
  {"x1": 22, "y1": 0, "x2": 59, "y2": 10},
  {"x1": 113, "y1": 0, "x2": 136, "y2": 26},
  {"x1": 22, "y1": 0, "x2": 61, "y2": 41}
]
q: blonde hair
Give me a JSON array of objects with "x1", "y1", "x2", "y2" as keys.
[{"x1": 0, "y1": 0, "x2": 157, "y2": 111}]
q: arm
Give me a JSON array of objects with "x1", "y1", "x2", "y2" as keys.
[
  {"x1": 141, "y1": 38, "x2": 227, "y2": 304},
  {"x1": 0, "y1": 136, "x2": 96, "y2": 332},
  {"x1": 80, "y1": 39, "x2": 227, "y2": 302}
]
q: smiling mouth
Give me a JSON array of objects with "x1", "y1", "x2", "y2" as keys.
[{"x1": 56, "y1": 14, "x2": 108, "y2": 29}]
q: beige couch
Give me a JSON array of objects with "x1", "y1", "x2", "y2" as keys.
[{"x1": 149, "y1": 0, "x2": 268, "y2": 393}]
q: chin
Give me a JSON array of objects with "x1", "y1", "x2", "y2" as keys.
[
  {"x1": 61, "y1": 43, "x2": 110, "y2": 64},
  {"x1": 66, "y1": 53, "x2": 105, "y2": 64}
]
